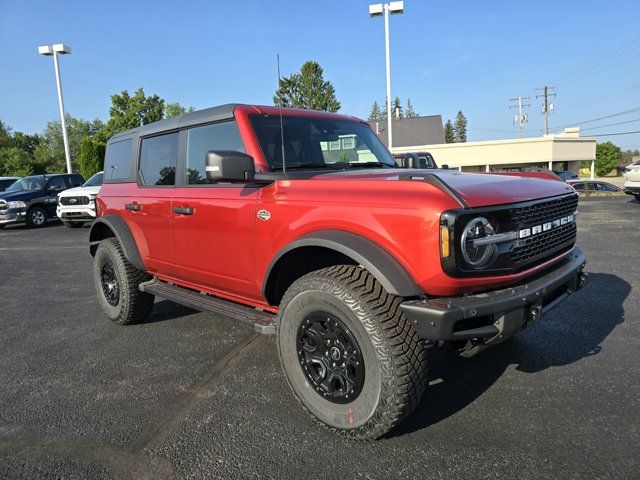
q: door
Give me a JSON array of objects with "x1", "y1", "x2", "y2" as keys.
[
  {"x1": 171, "y1": 120, "x2": 260, "y2": 300},
  {"x1": 127, "y1": 132, "x2": 178, "y2": 276},
  {"x1": 45, "y1": 176, "x2": 67, "y2": 217}
]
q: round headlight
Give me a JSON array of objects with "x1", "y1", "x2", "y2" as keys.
[{"x1": 461, "y1": 217, "x2": 497, "y2": 268}]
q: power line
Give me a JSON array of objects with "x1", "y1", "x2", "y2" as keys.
[
  {"x1": 557, "y1": 52, "x2": 640, "y2": 85},
  {"x1": 547, "y1": 106, "x2": 640, "y2": 133},
  {"x1": 590, "y1": 130, "x2": 640, "y2": 137},
  {"x1": 551, "y1": 35, "x2": 640, "y2": 84},
  {"x1": 563, "y1": 84, "x2": 640, "y2": 109},
  {"x1": 581, "y1": 118, "x2": 640, "y2": 131}
]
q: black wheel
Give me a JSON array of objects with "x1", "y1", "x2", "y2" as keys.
[
  {"x1": 634, "y1": 194, "x2": 640, "y2": 202},
  {"x1": 26, "y1": 206, "x2": 47, "y2": 228},
  {"x1": 93, "y1": 237, "x2": 154, "y2": 325},
  {"x1": 277, "y1": 265, "x2": 428, "y2": 440},
  {"x1": 63, "y1": 221, "x2": 85, "y2": 228}
]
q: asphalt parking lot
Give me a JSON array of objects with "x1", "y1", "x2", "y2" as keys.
[{"x1": 0, "y1": 196, "x2": 638, "y2": 480}]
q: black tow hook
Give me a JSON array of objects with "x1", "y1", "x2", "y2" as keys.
[{"x1": 577, "y1": 272, "x2": 589, "y2": 290}]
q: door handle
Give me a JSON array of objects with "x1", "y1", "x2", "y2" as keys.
[
  {"x1": 173, "y1": 206, "x2": 194, "y2": 215},
  {"x1": 125, "y1": 203, "x2": 141, "y2": 211}
]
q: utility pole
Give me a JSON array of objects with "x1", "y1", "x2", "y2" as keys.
[
  {"x1": 509, "y1": 96, "x2": 530, "y2": 138},
  {"x1": 535, "y1": 85, "x2": 556, "y2": 135}
]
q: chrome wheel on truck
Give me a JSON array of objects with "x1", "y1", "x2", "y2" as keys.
[{"x1": 277, "y1": 265, "x2": 428, "y2": 440}]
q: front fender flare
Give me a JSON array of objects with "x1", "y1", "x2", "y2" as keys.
[
  {"x1": 263, "y1": 230, "x2": 423, "y2": 299},
  {"x1": 89, "y1": 214, "x2": 145, "y2": 271}
]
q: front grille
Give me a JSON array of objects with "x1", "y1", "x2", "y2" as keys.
[
  {"x1": 507, "y1": 194, "x2": 578, "y2": 268},
  {"x1": 60, "y1": 196, "x2": 90, "y2": 206},
  {"x1": 510, "y1": 222, "x2": 576, "y2": 264},
  {"x1": 508, "y1": 194, "x2": 578, "y2": 227}
]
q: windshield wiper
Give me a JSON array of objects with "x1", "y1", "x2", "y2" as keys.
[{"x1": 348, "y1": 162, "x2": 394, "y2": 169}]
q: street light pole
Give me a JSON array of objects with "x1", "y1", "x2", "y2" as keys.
[
  {"x1": 369, "y1": 1, "x2": 404, "y2": 150},
  {"x1": 38, "y1": 44, "x2": 73, "y2": 174}
]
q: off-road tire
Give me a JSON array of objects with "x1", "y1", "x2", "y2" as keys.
[
  {"x1": 277, "y1": 265, "x2": 428, "y2": 440},
  {"x1": 93, "y1": 237, "x2": 154, "y2": 325},
  {"x1": 26, "y1": 206, "x2": 47, "y2": 228},
  {"x1": 63, "y1": 221, "x2": 85, "y2": 228}
]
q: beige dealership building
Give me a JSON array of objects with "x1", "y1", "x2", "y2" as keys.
[{"x1": 370, "y1": 117, "x2": 597, "y2": 179}]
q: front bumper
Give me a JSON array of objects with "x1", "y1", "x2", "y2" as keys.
[
  {"x1": 0, "y1": 210, "x2": 26, "y2": 225},
  {"x1": 401, "y1": 247, "x2": 587, "y2": 356},
  {"x1": 57, "y1": 205, "x2": 96, "y2": 221}
]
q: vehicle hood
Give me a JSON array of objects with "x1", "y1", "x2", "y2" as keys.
[
  {"x1": 58, "y1": 185, "x2": 101, "y2": 197},
  {"x1": 0, "y1": 190, "x2": 42, "y2": 202},
  {"x1": 315, "y1": 169, "x2": 576, "y2": 208}
]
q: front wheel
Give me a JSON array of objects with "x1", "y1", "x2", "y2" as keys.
[
  {"x1": 93, "y1": 238, "x2": 154, "y2": 325},
  {"x1": 26, "y1": 207, "x2": 47, "y2": 228},
  {"x1": 277, "y1": 265, "x2": 428, "y2": 440}
]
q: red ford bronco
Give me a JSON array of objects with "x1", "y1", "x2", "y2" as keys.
[{"x1": 89, "y1": 104, "x2": 587, "y2": 439}]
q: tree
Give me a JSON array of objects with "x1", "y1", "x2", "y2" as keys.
[
  {"x1": 273, "y1": 61, "x2": 340, "y2": 112},
  {"x1": 595, "y1": 141, "x2": 621, "y2": 177},
  {"x1": 368, "y1": 101, "x2": 383, "y2": 121},
  {"x1": 79, "y1": 137, "x2": 106, "y2": 180},
  {"x1": 101, "y1": 88, "x2": 164, "y2": 140},
  {"x1": 454, "y1": 111, "x2": 467, "y2": 143},
  {"x1": 0, "y1": 147, "x2": 35, "y2": 177},
  {"x1": 164, "y1": 102, "x2": 195, "y2": 119},
  {"x1": 405, "y1": 99, "x2": 418, "y2": 118},
  {"x1": 33, "y1": 115, "x2": 103, "y2": 173},
  {"x1": 444, "y1": 120, "x2": 455, "y2": 143},
  {"x1": 392, "y1": 97, "x2": 403, "y2": 118}
]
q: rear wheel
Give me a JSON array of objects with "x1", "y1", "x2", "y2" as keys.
[
  {"x1": 26, "y1": 206, "x2": 47, "y2": 228},
  {"x1": 277, "y1": 265, "x2": 428, "y2": 440},
  {"x1": 93, "y1": 237, "x2": 154, "y2": 325},
  {"x1": 63, "y1": 221, "x2": 85, "y2": 228}
]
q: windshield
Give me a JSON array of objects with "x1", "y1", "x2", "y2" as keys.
[
  {"x1": 250, "y1": 115, "x2": 395, "y2": 170},
  {"x1": 6, "y1": 176, "x2": 46, "y2": 192},
  {"x1": 84, "y1": 172, "x2": 103, "y2": 187}
]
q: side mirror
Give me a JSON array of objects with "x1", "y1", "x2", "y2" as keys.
[
  {"x1": 442, "y1": 164, "x2": 449, "y2": 169},
  {"x1": 205, "y1": 151, "x2": 255, "y2": 183}
]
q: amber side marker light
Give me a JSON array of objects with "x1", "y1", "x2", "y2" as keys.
[{"x1": 440, "y1": 225, "x2": 450, "y2": 258}]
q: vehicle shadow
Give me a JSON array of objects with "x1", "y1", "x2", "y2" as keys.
[
  {"x1": 390, "y1": 272, "x2": 630, "y2": 438},
  {"x1": 142, "y1": 300, "x2": 199, "y2": 324}
]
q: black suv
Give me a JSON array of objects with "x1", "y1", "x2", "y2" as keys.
[{"x1": 0, "y1": 173, "x2": 84, "y2": 228}]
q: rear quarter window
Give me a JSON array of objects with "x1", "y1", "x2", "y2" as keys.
[{"x1": 104, "y1": 139, "x2": 133, "y2": 181}]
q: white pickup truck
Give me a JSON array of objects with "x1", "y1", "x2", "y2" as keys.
[
  {"x1": 623, "y1": 160, "x2": 640, "y2": 201},
  {"x1": 56, "y1": 172, "x2": 103, "y2": 228}
]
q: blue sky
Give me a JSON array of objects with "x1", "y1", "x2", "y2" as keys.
[{"x1": 1, "y1": 0, "x2": 639, "y2": 149}]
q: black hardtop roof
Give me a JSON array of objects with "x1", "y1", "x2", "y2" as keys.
[{"x1": 109, "y1": 103, "x2": 241, "y2": 143}]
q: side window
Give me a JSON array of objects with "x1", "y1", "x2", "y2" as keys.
[
  {"x1": 47, "y1": 176, "x2": 67, "y2": 191},
  {"x1": 572, "y1": 183, "x2": 584, "y2": 191},
  {"x1": 185, "y1": 121, "x2": 245, "y2": 184},
  {"x1": 70, "y1": 175, "x2": 84, "y2": 187},
  {"x1": 105, "y1": 139, "x2": 133, "y2": 181},
  {"x1": 139, "y1": 133, "x2": 178, "y2": 186}
]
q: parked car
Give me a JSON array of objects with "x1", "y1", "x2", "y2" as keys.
[
  {"x1": 0, "y1": 177, "x2": 20, "y2": 192},
  {"x1": 567, "y1": 180, "x2": 622, "y2": 194},
  {"x1": 553, "y1": 170, "x2": 579, "y2": 181},
  {"x1": 57, "y1": 171, "x2": 103, "y2": 228},
  {"x1": 392, "y1": 152, "x2": 438, "y2": 168},
  {"x1": 623, "y1": 160, "x2": 640, "y2": 200},
  {"x1": 0, "y1": 173, "x2": 85, "y2": 228},
  {"x1": 89, "y1": 104, "x2": 587, "y2": 440}
]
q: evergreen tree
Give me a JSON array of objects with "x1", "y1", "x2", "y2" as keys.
[
  {"x1": 444, "y1": 120, "x2": 455, "y2": 144},
  {"x1": 392, "y1": 97, "x2": 403, "y2": 118},
  {"x1": 454, "y1": 111, "x2": 468, "y2": 143},
  {"x1": 273, "y1": 61, "x2": 340, "y2": 112},
  {"x1": 368, "y1": 101, "x2": 383, "y2": 121},
  {"x1": 405, "y1": 99, "x2": 418, "y2": 118},
  {"x1": 79, "y1": 137, "x2": 106, "y2": 180}
]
